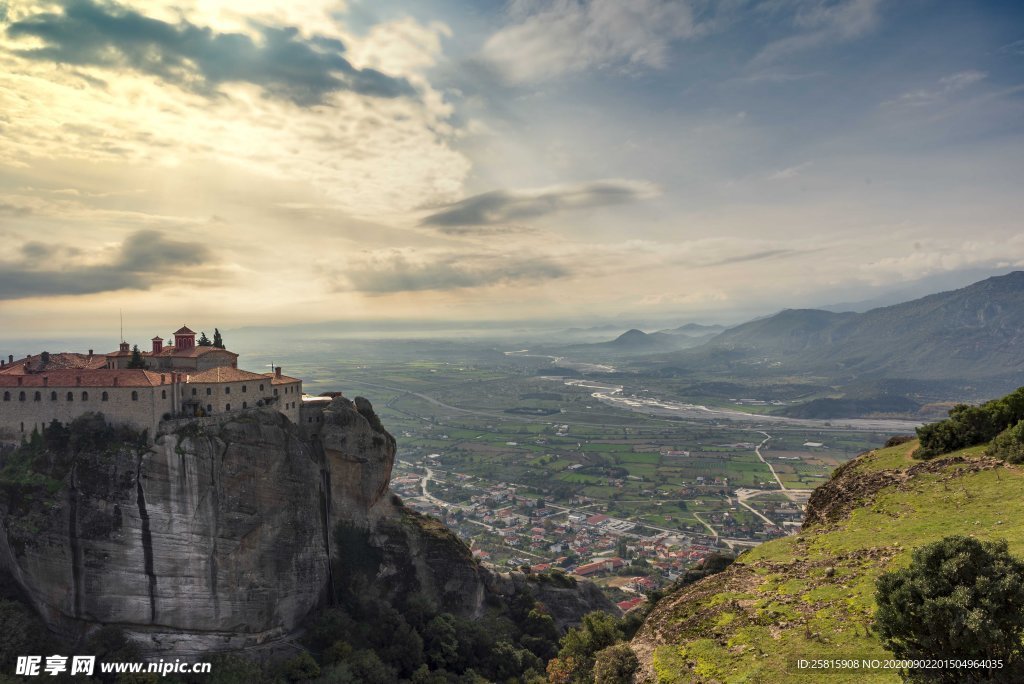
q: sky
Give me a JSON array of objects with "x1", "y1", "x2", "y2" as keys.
[{"x1": 1, "y1": 0, "x2": 1023, "y2": 340}]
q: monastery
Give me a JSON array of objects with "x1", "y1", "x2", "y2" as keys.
[{"x1": 0, "y1": 326, "x2": 304, "y2": 444}]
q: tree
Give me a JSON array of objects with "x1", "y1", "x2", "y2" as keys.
[
  {"x1": 554, "y1": 611, "x2": 625, "y2": 682},
  {"x1": 875, "y1": 535, "x2": 1024, "y2": 682},
  {"x1": 127, "y1": 345, "x2": 146, "y2": 369},
  {"x1": 213, "y1": 328, "x2": 224, "y2": 348},
  {"x1": 592, "y1": 644, "x2": 639, "y2": 684},
  {"x1": 197, "y1": 331, "x2": 212, "y2": 346}
]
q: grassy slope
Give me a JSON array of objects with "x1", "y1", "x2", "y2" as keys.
[{"x1": 633, "y1": 440, "x2": 1023, "y2": 683}]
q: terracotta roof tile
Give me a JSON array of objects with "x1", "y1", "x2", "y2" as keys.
[
  {"x1": 0, "y1": 353, "x2": 106, "y2": 375},
  {"x1": 174, "y1": 326, "x2": 196, "y2": 335},
  {"x1": 186, "y1": 367, "x2": 268, "y2": 383},
  {"x1": 0, "y1": 369, "x2": 167, "y2": 388}
]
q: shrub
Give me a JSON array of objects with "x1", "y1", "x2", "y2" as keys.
[
  {"x1": 592, "y1": 643, "x2": 639, "y2": 684},
  {"x1": 916, "y1": 386, "x2": 1024, "y2": 459},
  {"x1": 987, "y1": 420, "x2": 1024, "y2": 464},
  {"x1": 875, "y1": 536, "x2": 1024, "y2": 682}
]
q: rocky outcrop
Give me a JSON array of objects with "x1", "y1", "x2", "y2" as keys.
[
  {"x1": 0, "y1": 408, "x2": 329, "y2": 653},
  {"x1": 0, "y1": 398, "x2": 611, "y2": 655}
]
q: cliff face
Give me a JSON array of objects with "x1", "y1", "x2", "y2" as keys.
[{"x1": 0, "y1": 398, "x2": 612, "y2": 655}]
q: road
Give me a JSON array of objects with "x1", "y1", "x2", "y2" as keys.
[{"x1": 754, "y1": 432, "x2": 785, "y2": 490}]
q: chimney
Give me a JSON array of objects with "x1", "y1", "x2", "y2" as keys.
[
  {"x1": 8, "y1": 354, "x2": 13, "y2": 364},
  {"x1": 275, "y1": 366, "x2": 282, "y2": 379},
  {"x1": 88, "y1": 349, "x2": 93, "y2": 357}
]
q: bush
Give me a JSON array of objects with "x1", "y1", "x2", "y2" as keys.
[
  {"x1": 987, "y1": 420, "x2": 1024, "y2": 464},
  {"x1": 916, "y1": 386, "x2": 1024, "y2": 459},
  {"x1": 592, "y1": 643, "x2": 639, "y2": 684},
  {"x1": 875, "y1": 536, "x2": 1024, "y2": 682}
]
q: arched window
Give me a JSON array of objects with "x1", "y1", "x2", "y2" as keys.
[
  {"x1": 81, "y1": 391, "x2": 88, "y2": 401},
  {"x1": 242, "y1": 401, "x2": 247, "y2": 409},
  {"x1": 34, "y1": 391, "x2": 41, "y2": 401},
  {"x1": 259, "y1": 384, "x2": 264, "y2": 391},
  {"x1": 51, "y1": 391, "x2": 57, "y2": 401},
  {"x1": 225, "y1": 403, "x2": 231, "y2": 411},
  {"x1": 66, "y1": 392, "x2": 73, "y2": 401},
  {"x1": 206, "y1": 387, "x2": 212, "y2": 396},
  {"x1": 19, "y1": 391, "x2": 26, "y2": 401},
  {"x1": 131, "y1": 391, "x2": 138, "y2": 401},
  {"x1": 102, "y1": 391, "x2": 109, "y2": 401}
]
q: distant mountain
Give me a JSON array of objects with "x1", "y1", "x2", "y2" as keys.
[
  {"x1": 672, "y1": 271, "x2": 1024, "y2": 384},
  {"x1": 659, "y1": 323, "x2": 727, "y2": 337},
  {"x1": 605, "y1": 328, "x2": 680, "y2": 350}
]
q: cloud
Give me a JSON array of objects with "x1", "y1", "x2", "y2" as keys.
[
  {"x1": 5, "y1": 0, "x2": 413, "y2": 105},
  {"x1": 481, "y1": 0, "x2": 705, "y2": 83},
  {"x1": 0, "y1": 230, "x2": 215, "y2": 300},
  {"x1": 884, "y1": 70, "x2": 987, "y2": 108},
  {"x1": 337, "y1": 249, "x2": 571, "y2": 293},
  {"x1": 0, "y1": 202, "x2": 33, "y2": 217},
  {"x1": 751, "y1": 0, "x2": 883, "y2": 67},
  {"x1": 421, "y1": 179, "x2": 659, "y2": 228},
  {"x1": 767, "y1": 161, "x2": 812, "y2": 180}
]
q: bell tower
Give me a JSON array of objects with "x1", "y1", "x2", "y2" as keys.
[{"x1": 173, "y1": 326, "x2": 196, "y2": 350}]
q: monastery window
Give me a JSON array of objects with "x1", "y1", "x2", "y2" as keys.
[
  {"x1": 66, "y1": 392, "x2": 73, "y2": 401},
  {"x1": 225, "y1": 386, "x2": 230, "y2": 395},
  {"x1": 131, "y1": 391, "x2": 138, "y2": 401},
  {"x1": 207, "y1": 404, "x2": 212, "y2": 413},
  {"x1": 192, "y1": 388, "x2": 197, "y2": 396},
  {"x1": 225, "y1": 403, "x2": 231, "y2": 411},
  {"x1": 274, "y1": 389, "x2": 279, "y2": 396},
  {"x1": 19, "y1": 391, "x2": 25, "y2": 401},
  {"x1": 102, "y1": 392, "x2": 109, "y2": 401},
  {"x1": 50, "y1": 391, "x2": 57, "y2": 401},
  {"x1": 259, "y1": 384, "x2": 264, "y2": 391},
  {"x1": 206, "y1": 388, "x2": 212, "y2": 396},
  {"x1": 3, "y1": 391, "x2": 9, "y2": 401},
  {"x1": 34, "y1": 392, "x2": 41, "y2": 401},
  {"x1": 82, "y1": 392, "x2": 89, "y2": 401},
  {"x1": 242, "y1": 385, "x2": 247, "y2": 393},
  {"x1": 162, "y1": 390, "x2": 167, "y2": 399},
  {"x1": 242, "y1": 401, "x2": 247, "y2": 409}
]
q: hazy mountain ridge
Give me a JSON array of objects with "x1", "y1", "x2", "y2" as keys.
[{"x1": 684, "y1": 272, "x2": 1024, "y2": 379}]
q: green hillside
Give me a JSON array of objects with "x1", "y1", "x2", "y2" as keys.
[{"x1": 631, "y1": 438, "x2": 1024, "y2": 683}]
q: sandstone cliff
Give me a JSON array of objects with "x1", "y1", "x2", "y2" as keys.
[{"x1": 0, "y1": 398, "x2": 612, "y2": 655}]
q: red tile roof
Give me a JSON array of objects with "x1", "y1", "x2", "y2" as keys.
[
  {"x1": 0, "y1": 369, "x2": 168, "y2": 388},
  {"x1": 174, "y1": 326, "x2": 196, "y2": 335},
  {"x1": 186, "y1": 367, "x2": 269, "y2": 383},
  {"x1": 0, "y1": 353, "x2": 107, "y2": 375}
]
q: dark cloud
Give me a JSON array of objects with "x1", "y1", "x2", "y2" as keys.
[
  {"x1": 0, "y1": 202, "x2": 33, "y2": 217},
  {"x1": 421, "y1": 180, "x2": 658, "y2": 227},
  {"x1": 6, "y1": 0, "x2": 414, "y2": 106},
  {"x1": 701, "y1": 249, "x2": 802, "y2": 267},
  {"x1": 0, "y1": 230, "x2": 214, "y2": 300},
  {"x1": 341, "y1": 252, "x2": 570, "y2": 293}
]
